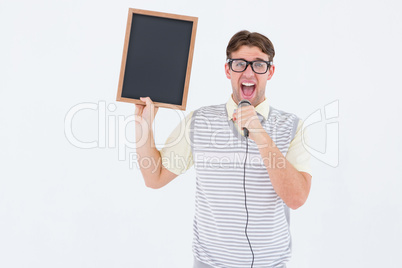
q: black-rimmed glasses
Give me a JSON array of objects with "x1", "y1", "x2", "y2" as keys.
[{"x1": 226, "y1": 59, "x2": 273, "y2": 74}]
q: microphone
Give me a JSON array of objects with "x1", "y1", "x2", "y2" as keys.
[{"x1": 238, "y1": 99, "x2": 251, "y2": 138}]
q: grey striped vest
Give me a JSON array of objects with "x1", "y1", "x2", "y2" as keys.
[{"x1": 190, "y1": 103, "x2": 299, "y2": 268}]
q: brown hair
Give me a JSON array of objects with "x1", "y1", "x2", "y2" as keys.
[{"x1": 226, "y1": 30, "x2": 275, "y2": 61}]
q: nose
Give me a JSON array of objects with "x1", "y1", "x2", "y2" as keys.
[{"x1": 243, "y1": 64, "x2": 255, "y2": 78}]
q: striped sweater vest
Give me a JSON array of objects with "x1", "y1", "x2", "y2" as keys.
[{"x1": 190, "y1": 103, "x2": 299, "y2": 268}]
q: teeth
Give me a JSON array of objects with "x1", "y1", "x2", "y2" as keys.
[{"x1": 242, "y1": 82, "x2": 255, "y2": 86}]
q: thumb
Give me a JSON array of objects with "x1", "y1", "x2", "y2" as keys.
[{"x1": 135, "y1": 104, "x2": 144, "y2": 116}]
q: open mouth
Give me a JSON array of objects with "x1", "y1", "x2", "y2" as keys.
[{"x1": 241, "y1": 82, "x2": 256, "y2": 99}]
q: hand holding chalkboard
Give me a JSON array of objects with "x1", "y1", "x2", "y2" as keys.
[
  {"x1": 135, "y1": 97, "x2": 159, "y2": 129},
  {"x1": 134, "y1": 97, "x2": 160, "y2": 149},
  {"x1": 117, "y1": 9, "x2": 198, "y2": 110}
]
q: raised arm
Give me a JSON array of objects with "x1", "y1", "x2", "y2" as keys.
[
  {"x1": 135, "y1": 97, "x2": 178, "y2": 189},
  {"x1": 235, "y1": 105, "x2": 312, "y2": 209}
]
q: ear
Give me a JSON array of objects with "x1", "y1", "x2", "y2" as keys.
[
  {"x1": 225, "y1": 63, "x2": 231, "y2": 79},
  {"x1": 267, "y1": 64, "x2": 275, "y2": 80}
]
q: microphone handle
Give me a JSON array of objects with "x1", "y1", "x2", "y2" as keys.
[{"x1": 243, "y1": 127, "x2": 249, "y2": 138}]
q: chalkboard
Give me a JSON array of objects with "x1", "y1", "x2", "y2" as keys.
[{"x1": 116, "y1": 8, "x2": 198, "y2": 110}]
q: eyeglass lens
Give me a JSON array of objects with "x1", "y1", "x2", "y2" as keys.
[{"x1": 231, "y1": 60, "x2": 269, "y2": 74}]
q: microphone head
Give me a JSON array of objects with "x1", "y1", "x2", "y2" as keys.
[{"x1": 238, "y1": 99, "x2": 251, "y2": 108}]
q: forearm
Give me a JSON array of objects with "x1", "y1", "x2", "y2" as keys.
[
  {"x1": 135, "y1": 127, "x2": 163, "y2": 188},
  {"x1": 255, "y1": 132, "x2": 311, "y2": 209}
]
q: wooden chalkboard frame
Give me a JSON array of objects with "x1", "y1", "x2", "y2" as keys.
[{"x1": 116, "y1": 8, "x2": 198, "y2": 110}]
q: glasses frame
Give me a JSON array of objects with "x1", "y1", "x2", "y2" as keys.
[{"x1": 226, "y1": 59, "x2": 273, "y2": 74}]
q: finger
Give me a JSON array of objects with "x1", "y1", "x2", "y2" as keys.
[
  {"x1": 239, "y1": 107, "x2": 256, "y2": 119},
  {"x1": 141, "y1": 97, "x2": 156, "y2": 116},
  {"x1": 241, "y1": 105, "x2": 255, "y2": 114},
  {"x1": 135, "y1": 104, "x2": 144, "y2": 116},
  {"x1": 151, "y1": 106, "x2": 159, "y2": 119},
  {"x1": 140, "y1": 97, "x2": 153, "y2": 106},
  {"x1": 238, "y1": 107, "x2": 246, "y2": 120}
]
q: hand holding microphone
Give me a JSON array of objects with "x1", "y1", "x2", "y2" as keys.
[
  {"x1": 234, "y1": 99, "x2": 264, "y2": 140},
  {"x1": 237, "y1": 100, "x2": 252, "y2": 137}
]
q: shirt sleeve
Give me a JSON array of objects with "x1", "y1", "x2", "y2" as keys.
[
  {"x1": 159, "y1": 111, "x2": 194, "y2": 175},
  {"x1": 286, "y1": 119, "x2": 312, "y2": 175}
]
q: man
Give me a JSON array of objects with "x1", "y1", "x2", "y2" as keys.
[{"x1": 135, "y1": 30, "x2": 312, "y2": 268}]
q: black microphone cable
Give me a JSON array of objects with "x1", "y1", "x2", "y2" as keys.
[
  {"x1": 242, "y1": 128, "x2": 254, "y2": 268},
  {"x1": 238, "y1": 99, "x2": 254, "y2": 267}
]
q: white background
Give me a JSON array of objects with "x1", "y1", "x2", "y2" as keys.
[{"x1": 1, "y1": 0, "x2": 402, "y2": 267}]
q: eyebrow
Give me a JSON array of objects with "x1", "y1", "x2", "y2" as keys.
[{"x1": 237, "y1": 57, "x2": 269, "y2": 61}]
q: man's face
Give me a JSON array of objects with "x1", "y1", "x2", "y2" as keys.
[{"x1": 225, "y1": 45, "x2": 275, "y2": 107}]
